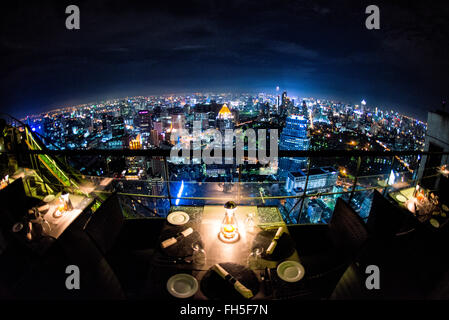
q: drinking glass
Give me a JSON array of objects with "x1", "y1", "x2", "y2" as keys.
[
  {"x1": 192, "y1": 242, "x2": 206, "y2": 266},
  {"x1": 245, "y1": 213, "x2": 256, "y2": 232},
  {"x1": 247, "y1": 247, "x2": 264, "y2": 269},
  {"x1": 36, "y1": 207, "x2": 52, "y2": 234}
]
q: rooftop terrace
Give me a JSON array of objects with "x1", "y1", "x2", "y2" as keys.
[{"x1": 0, "y1": 116, "x2": 448, "y2": 300}]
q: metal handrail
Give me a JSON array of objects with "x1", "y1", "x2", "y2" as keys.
[{"x1": 2, "y1": 148, "x2": 449, "y2": 157}]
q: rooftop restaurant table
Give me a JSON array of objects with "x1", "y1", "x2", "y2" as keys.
[
  {"x1": 389, "y1": 187, "x2": 449, "y2": 230},
  {"x1": 35, "y1": 193, "x2": 95, "y2": 239},
  {"x1": 147, "y1": 205, "x2": 310, "y2": 300}
]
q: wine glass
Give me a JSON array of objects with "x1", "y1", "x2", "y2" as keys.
[
  {"x1": 247, "y1": 246, "x2": 264, "y2": 269},
  {"x1": 245, "y1": 213, "x2": 256, "y2": 232},
  {"x1": 191, "y1": 241, "x2": 206, "y2": 266},
  {"x1": 36, "y1": 207, "x2": 52, "y2": 234}
]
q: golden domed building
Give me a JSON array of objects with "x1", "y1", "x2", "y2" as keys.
[
  {"x1": 216, "y1": 104, "x2": 234, "y2": 132},
  {"x1": 217, "y1": 104, "x2": 233, "y2": 120}
]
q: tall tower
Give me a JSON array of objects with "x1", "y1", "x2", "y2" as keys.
[
  {"x1": 361, "y1": 99, "x2": 366, "y2": 114},
  {"x1": 276, "y1": 86, "x2": 280, "y2": 113},
  {"x1": 216, "y1": 104, "x2": 234, "y2": 133},
  {"x1": 281, "y1": 91, "x2": 288, "y2": 106},
  {"x1": 279, "y1": 115, "x2": 310, "y2": 177},
  {"x1": 302, "y1": 100, "x2": 308, "y2": 117}
]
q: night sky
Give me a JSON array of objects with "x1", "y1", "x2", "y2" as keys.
[{"x1": 1, "y1": 0, "x2": 449, "y2": 120}]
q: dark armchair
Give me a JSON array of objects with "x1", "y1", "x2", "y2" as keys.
[
  {"x1": 83, "y1": 193, "x2": 165, "y2": 298},
  {"x1": 289, "y1": 197, "x2": 369, "y2": 298}
]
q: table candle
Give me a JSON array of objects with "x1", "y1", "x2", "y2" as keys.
[{"x1": 407, "y1": 199, "x2": 416, "y2": 213}]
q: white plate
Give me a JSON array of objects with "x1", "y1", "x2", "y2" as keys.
[
  {"x1": 43, "y1": 195, "x2": 56, "y2": 203},
  {"x1": 277, "y1": 261, "x2": 305, "y2": 283},
  {"x1": 166, "y1": 274, "x2": 198, "y2": 298},
  {"x1": 167, "y1": 211, "x2": 190, "y2": 225},
  {"x1": 395, "y1": 194, "x2": 407, "y2": 203}
]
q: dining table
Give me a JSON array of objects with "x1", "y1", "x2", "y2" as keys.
[
  {"x1": 31, "y1": 193, "x2": 95, "y2": 239},
  {"x1": 17, "y1": 193, "x2": 97, "y2": 256},
  {"x1": 388, "y1": 187, "x2": 449, "y2": 230},
  {"x1": 146, "y1": 205, "x2": 313, "y2": 300}
]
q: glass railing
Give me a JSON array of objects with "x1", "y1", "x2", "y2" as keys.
[
  {"x1": 1, "y1": 117, "x2": 447, "y2": 225},
  {"x1": 8, "y1": 162, "x2": 447, "y2": 224}
]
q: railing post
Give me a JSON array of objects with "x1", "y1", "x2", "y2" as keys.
[
  {"x1": 238, "y1": 164, "x2": 242, "y2": 203},
  {"x1": 163, "y1": 156, "x2": 172, "y2": 206},
  {"x1": 349, "y1": 156, "x2": 362, "y2": 202},
  {"x1": 296, "y1": 158, "x2": 312, "y2": 223},
  {"x1": 383, "y1": 155, "x2": 396, "y2": 196}
]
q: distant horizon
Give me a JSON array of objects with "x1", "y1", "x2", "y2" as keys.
[{"x1": 15, "y1": 89, "x2": 430, "y2": 123}]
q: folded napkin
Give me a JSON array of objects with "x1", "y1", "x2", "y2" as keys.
[
  {"x1": 161, "y1": 227, "x2": 193, "y2": 249},
  {"x1": 38, "y1": 204, "x2": 50, "y2": 212},
  {"x1": 266, "y1": 227, "x2": 284, "y2": 255},
  {"x1": 212, "y1": 264, "x2": 254, "y2": 299},
  {"x1": 274, "y1": 227, "x2": 284, "y2": 239}
]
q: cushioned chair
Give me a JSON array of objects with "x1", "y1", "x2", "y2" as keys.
[
  {"x1": 84, "y1": 193, "x2": 165, "y2": 298},
  {"x1": 84, "y1": 193, "x2": 124, "y2": 255},
  {"x1": 329, "y1": 263, "x2": 369, "y2": 300},
  {"x1": 329, "y1": 197, "x2": 369, "y2": 257},
  {"x1": 292, "y1": 198, "x2": 369, "y2": 298},
  {"x1": 427, "y1": 269, "x2": 449, "y2": 300},
  {"x1": 358, "y1": 190, "x2": 419, "y2": 276},
  {"x1": 366, "y1": 190, "x2": 411, "y2": 239},
  {"x1": 0, "y1": 178, "x2": 41, "y2": 224},
  {"x1": 55, "y1": 227, "x2": 126, "y2": 300}
]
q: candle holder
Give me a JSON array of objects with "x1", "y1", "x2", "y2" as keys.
[
  {"x1": 218, "y1": 201, "x2": 240, "y2": 243},
  {"x1": 61, "y1": 193, "x2": 73, "y2": 210},
  {"x1": 439, "y1": 165, "x2": 449, "y2": 178}
]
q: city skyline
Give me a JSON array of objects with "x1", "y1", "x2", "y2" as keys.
[{"x1": 17, "y1": 91, "x2": 429, "y2": 124}]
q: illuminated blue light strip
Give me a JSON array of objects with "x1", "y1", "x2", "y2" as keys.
[{"x1": 175, "y1": 180, "x2": 184, "y2": 205}]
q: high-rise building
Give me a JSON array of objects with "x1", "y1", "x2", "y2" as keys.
[
  {"x1": 150, "y1": 129, "x2": 160, "y2": 147},
  {"x1": 111, "y1": 116, "x2": 125, "y2": 139},
  {"x1": 285, "y1": 167, "x2": 338, "y2": 193},
  {"x1": 284, "y1": 167, "x2": 337, "y2": 223},
  {"x1": 301, "y1": 100, "x2": 308, "y2": 117},
  {"x1": 138, "y1": 110, "x2": 152, "y2": 134},
  {"x1": 361, "y1": 99, "x2": 366, "y2": 114},
  {"x1": 281, "y1": 91, "x2": 288, "y2": 106},
  {"x1": 279, "y1": 114, "x2": 310, "y2": 177},
  {"x1": 417, "y1": 110, "x2": 449, "y2": 189},
  {"x1": 171, "y1": 113, "x2": 186, "y2": 130},
  {"x1": 216, "y1": 104, "x2": 234, "y2": 133}
]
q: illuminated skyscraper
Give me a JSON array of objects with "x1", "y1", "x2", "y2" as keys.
[
  {"x1": 216, "y1": 104, "x2": 234, "y2": 133},
  {"x1": 301, "y1": 100, "x2": 308, "y2": 117},
  {"x1": 281, "y1": 91, "x2": 288, "y2": 106},
  {"x1": 138, "y1": 110, "x2": 151, "y2": 134},
  {"x1": 279, "y1": 115, "x2": 310, "y2": 177},
  {"x1": 361, "y1": 99, "x2": 366, "y2": 114}
]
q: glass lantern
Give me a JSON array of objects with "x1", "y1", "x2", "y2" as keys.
[{"x1": 219, "y1": 201, "x2": 240, "y2": 243}]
